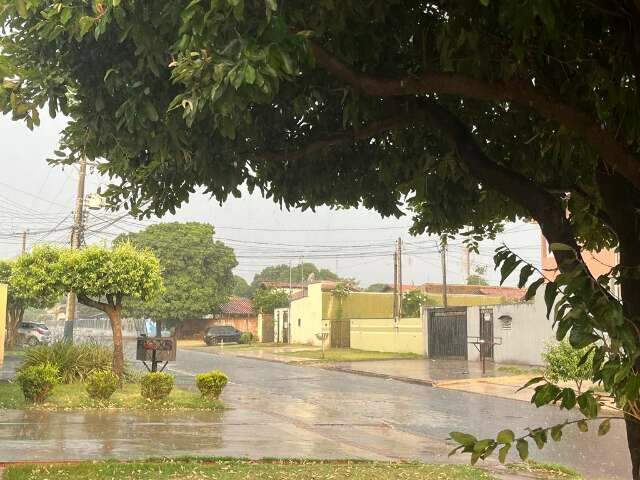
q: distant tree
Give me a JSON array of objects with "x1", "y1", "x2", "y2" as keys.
[
  {"x1": 402, "y1": 290, "x2": 435, "y2": 317},
  {"x1": 2, "y1": 248, "x2": 60, "y2": 349},
  {"x1": 251, "y1": 263, "x2": 341, "y2": 291},
  {"x1": 59, "y1": 244, "x2": 163, "y2": 378},
  {"x1": 252, "y1": 287, "x2": 289, "y2": 314},
  {"x1": 115, "y1": 223, "x2": 237, "y2": 327},
  {"x1": 467, "y1": 265, "x2": 489, "y2": 286},
  {"x1": 366, "y1": 283, "x2": 390, "y2": 293},
  {"x1": 233, "y1": 275, "x2": 252, "y2": 298}
]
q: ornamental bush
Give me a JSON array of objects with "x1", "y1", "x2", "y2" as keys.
[
  {"x1": 542, "y1": 340, "x2": 594, "y2": 394},
  {"x1": 85, "y1": 370, "x2": 119, "y2": 401},
  {"x1": 140, "y1": 372, "x2": 174, "y2": 401},
  {"x1": 19, "y1": 340, "x2": 112, "y2": 383},
  {"x1": 195, "y1": 370, "x2": 228, "y2": 400},
  {"x1": 15, "y1": 363, "x2": 59, "y2": 403},
  {"x1": 239, "y1": 332, "x2": 253, "y2": 344}
]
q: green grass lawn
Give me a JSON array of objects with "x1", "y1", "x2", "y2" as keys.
[
  {"x1": 3, "y1": 459, "x2": 497, "y2": 480},
  {"x1": 507, "y1": 460, "x2": 583, "y2": 479},
  {"x1": 281, "y1": 348, "x2": 421, "y2": 362},
  {"x1": 0, "y1": 382, "x2": 222, "y2": 410},
  {"x1": 496, "y1": 364, "x2": 544, "y2": 376}
]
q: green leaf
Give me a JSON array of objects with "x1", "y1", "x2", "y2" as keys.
[
  {"x1": 144, "y1": 101, "x2": 159, "y2": 122},
  {"x1": 598, "y1": 418, "x2": 611, "y2": 436},
  {"x1": 577, "y1": 420, "x2": 588, "y2": 432},
  {"x1": 517, "y1": 376, "x2": 545, "y2": 392},
  {"x1": 516, "y1": 439, "x2": 529, "y2": 460},
  {"x1": 550, "y1": 424, "x2": 563, "y2": 441},
  {"x1": 500, "y1": 255, "x2": 520, "y2": 285},
  {"x1": 449, "y1": 432, "x2": 477, "y2": 447},
  {"x1": 473, "y1": 439, "x2": 493, "y2": 453},
  {"x1": 79, "y1": 16, "x2": 95, "y2": 38},
  {"x1": 524, "y1": 278, "x2": 544, "y2": 301},
  {"x1": 498, "y1": 444, "x2": 510, "y2": 463},
  {"x1": 15, "y1": 0, "x2": 27, "y2": 18},
  {"x1": 549, "y1": 242, "x2": 574, "y2": 252},
  {"x1": 560, "y1": 388, "x2": 576, "y2": 410},
  {"x1": 496, "y1": 429, "x2": 515, "y2": 444},
  {"x1": 569, "y1": 327, "x2": 599, "y2": 349},
  {"x1": 544, "y1": 282, "x2": 558, "y2": 318},
  {"x1": 518, "y1": 265, "x2": 535, "y2": 288},
  {"x1": 244, "y1": 65, "x2": 256, "y2": 85},
  {"x1": 60, "y1": 7, "x2": 73, "y2": 25}
]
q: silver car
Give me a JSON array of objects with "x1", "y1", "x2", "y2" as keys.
[{"x1": 17, "y1": 322, "x2": 51, "y2": 347}]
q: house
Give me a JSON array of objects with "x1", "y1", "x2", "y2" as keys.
[
  {"x1": 287, "y1": 281, "x2": 393, "y2": 347},
  {"x1": 378, "y1": 282, "x2": 526, "y2": 305},
  {"x1": 177, "y1": 297, "x2": 257, "y2": 339},
  {"x1": 259, "y1": 281, "x2": 306, "y2": 296},
  {"x1": 540, "y1": 234, "x2": 619, "y2": 295}
]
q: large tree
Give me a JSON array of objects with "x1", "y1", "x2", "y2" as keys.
[
  {"x1": 1, "y1": 248, "x2": 60, "y2": 348},
  {"x1": 115, "y1": 222, "x2": 237, "y2": 327},
  {"x1": 2, "y1": 0, "x2": 640, "y2": 475}
]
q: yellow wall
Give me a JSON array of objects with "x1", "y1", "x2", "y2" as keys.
[
  {"x1": 289, "y1": 283, "x2": 324, "y2": 345},
  {"x1": 0, "y1": 284, "x2": 7, "y2": 365},
  {"x1": 350, "y1": 317, "x2": 423, "y2": 355},
  {"x1": 322, "y1": 291, "x2": 394, "y2": 320},
  {"x1": 426, "y1": 293, "x2": 506, "y2": 307}
]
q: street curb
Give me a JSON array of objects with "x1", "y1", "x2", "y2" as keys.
[{"x1": 319, "y1": 366, "x2": 435, "y2": 387}]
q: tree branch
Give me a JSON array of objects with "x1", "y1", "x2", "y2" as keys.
[
  {"x1": 77, "y1": 293, "x2": 110, "y2": 313},
  {"x1": 257, "y1": 113, "x2": 421, "y2": 163},
  {"x1": 309, "y1": 42, "x2": 640, "y2": 191}
]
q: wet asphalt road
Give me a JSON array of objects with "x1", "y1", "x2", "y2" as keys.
[
  {"x1": 169, "y1": 348, "x2": 629, "y2": 479},
  {"x1": 0, "y1": 347, "x2": 630, "y2": 479}
]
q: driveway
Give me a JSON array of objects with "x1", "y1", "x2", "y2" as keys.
[{"x1": 0, "y1": 347, "x2": 631, "y2": 479}]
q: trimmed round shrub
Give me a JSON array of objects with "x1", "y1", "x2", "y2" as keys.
[
  {"x1": 15, "y1": 363, "x2": 59, "y2": 403},
  {"x1": 86, "y1": 370, "x2": 119, "y2": 401},
  {"x1": 195, "y1": 370, "x2": 228, "y2": 400},
  {"x1": 239, "y1": 332, "x2": 253, "y2": 344},
  {"x1": 140, "y1": 372, "x2": 174, "y2": 401}
]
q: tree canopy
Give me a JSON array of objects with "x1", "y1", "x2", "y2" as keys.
[
  {"x1": 3, "y1": 0, "x2": 640, "y2": 475},
  {"x1": 251, "y1": 262, "x2": 340, "y2": 291},
  {"x1": 115, "y1": 222, "x2": 237, "y2": 324},
  {"x1": 233, "y1": 275, "x2": 251, "y2": 298},
  {"x1": 252, "y1": 287, "x2": 289, "y2": 314},
  {"x1": 0, "y1": 248, "x2": 61, "y2": 347}
]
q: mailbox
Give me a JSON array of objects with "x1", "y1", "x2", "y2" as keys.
[{"x1": 136, "y1": 336, "x2": 176, "y2": 362}]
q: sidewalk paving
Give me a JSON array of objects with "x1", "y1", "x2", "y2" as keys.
[{"x1": 0, "y1": 354, "x2": 21, "y2": 381}]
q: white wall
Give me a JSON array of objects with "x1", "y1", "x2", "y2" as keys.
[{"x1": 467, "y1": 291, "x2": 556, "y2": 366}]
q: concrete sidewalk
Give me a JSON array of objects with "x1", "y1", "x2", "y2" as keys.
[{"x1": 0, "y1": 354, "x2": 21, "y2": 381}]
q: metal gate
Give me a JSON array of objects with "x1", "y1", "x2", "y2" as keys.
[
  {"x1": 330, "y1": 320, "x2": 350, "y2": 348},
  {"x1": 427, "y1": 308, "x2": 468, "y2": 358},
  {"x1": 479, "y1": 307, "x2": 494, "y2": 359}
]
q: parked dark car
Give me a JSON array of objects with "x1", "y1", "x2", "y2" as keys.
[{"x1": 204, "y1": 325, "x2": 242, "y2": 345}]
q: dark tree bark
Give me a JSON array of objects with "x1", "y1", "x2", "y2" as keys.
[{"x1": 5, "y1": 307, "x2": 24, "y2": 350}]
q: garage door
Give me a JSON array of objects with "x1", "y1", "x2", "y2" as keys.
[{"x1": 427, "y1": 308, "x2": 468, "y2": 359}]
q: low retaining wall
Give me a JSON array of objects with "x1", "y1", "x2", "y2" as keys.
[{"x1": 350, "y1": 318, "x2": 424, "y2": 355}]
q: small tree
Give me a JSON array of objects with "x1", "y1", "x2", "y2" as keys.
[
  {"x1": 59, "y1": 243, "x2": 163, "y2": 378},
  {"x1": 331, "y1": 282, "x2": 351, "y2": 320},
  {"x1": 4, "y1": 247, "x2": 63, "y2": 349},
  {"x1": 252, "y1": 287, "x2": 289, "y2": 314},
  {"x1": 542, "y1": 341, "x2": 594, "y2": 394},
  {"x1": 402, "y1": 290, "x2": 434, "y2": 317},
  {"x1": 467, "y1": 265, "x2": 489, "y2": 286}
]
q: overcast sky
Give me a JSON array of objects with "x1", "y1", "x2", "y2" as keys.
[{"x1": 0, "y1": 113, "x2": 542, "y2": 287}]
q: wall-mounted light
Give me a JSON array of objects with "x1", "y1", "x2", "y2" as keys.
[{"x1": 498, "y1": 314, "x2": 513, "y2": 330}]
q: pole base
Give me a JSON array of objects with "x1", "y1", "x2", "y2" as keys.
[{"x1": 62, "y1": 321, "x2": 74, "y2": 342}]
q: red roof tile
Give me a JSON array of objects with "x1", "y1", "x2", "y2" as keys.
[{"x1": 219, "y1": 297, "x2": 254, "y2": 315}]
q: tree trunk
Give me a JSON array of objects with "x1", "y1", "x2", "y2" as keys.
[
  {"x1": 5, "y1": 308, "x2": 23, "y2": 350},
  {"x1": 106, "y1": 307, "x2": 124, "y2": 379}
]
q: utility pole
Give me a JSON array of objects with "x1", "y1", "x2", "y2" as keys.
[
  {"x1": 393, "y1": 240, "x2": 398, "y2": 321},
  {"x1": 464, "y1": 247, "x2": 471, "y2": 280},
  {"x1": 21, "y1": 230, "x2": 28, "y2": 254},
  {"x1": 64, "y1": 156, "x2": 87, "y2": 342},
  {"x1": 440, "y1": 236, "x2": 448, "y2": 307},
  {"x1": 289, "y1": 260, "x2": 292, "y2": 296},
  {"x1": 398, "y1": 237, "x2": 403, "y2": 318}
]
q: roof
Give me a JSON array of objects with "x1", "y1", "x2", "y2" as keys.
[
  {"x1": 420, "y1": 283, "x2": 526, "y2": 300},
  {"x1": 260, "y1": 281, "x2": 306, "y2": 289},
  {"x1": 219, "y1": 297, "x2": 254, "y2": 315}
]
